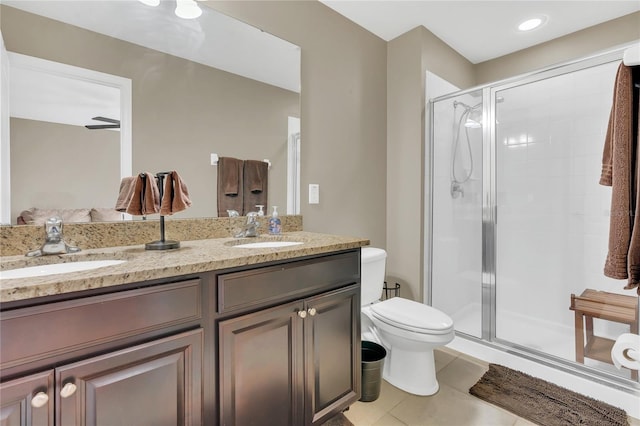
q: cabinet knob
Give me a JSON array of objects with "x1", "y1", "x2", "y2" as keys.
[
  {"x1": 308, "y1": 307, "x2": 317, "y2": 316},
  {"x1": 31, "y1": 391, "x2": 49, "y2": 408},
  {"x1": 60, "y1": 382, "x2": 77, "y2": 398},
  {"x1": 297, "y1": 310, "x2": 307, "y2": 319}
]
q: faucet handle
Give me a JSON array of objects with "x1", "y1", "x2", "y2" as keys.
[{"x1": 45, "y1": 216, "x2": 63, "y2": 240}]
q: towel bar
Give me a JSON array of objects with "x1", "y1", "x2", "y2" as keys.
[{"x1": 210, "y1": 154, "x2": 271, "y2": 169}]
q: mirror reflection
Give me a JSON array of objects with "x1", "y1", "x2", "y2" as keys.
[{"x1": 1, "y1": 1, "x2": 301, "y2": 224}]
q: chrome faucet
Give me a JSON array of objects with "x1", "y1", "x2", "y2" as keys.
[
  {"x1": 26, "y1": 216, "x2": 81, "y2": 257},
  {"x1": 234, "y1": 212, "x2": 260, "y2": 238}
]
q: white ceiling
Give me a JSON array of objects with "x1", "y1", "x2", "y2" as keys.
[
  {"x1": 5, "y1": 0, "x2": 639, "y2": 127},
  {"x1": 4, "y1": 0, "x2": 301, "y2": 128},
  {"x1": 4, "y1": 0, "x2": 301, "y2": 92},
  {"x1": 320, "y1": 0, "x2": 640, "y2": 64}
]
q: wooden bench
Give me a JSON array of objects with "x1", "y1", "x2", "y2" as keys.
[{"x1": 570, "y1": 289, "x2": 638, "y2": 381}]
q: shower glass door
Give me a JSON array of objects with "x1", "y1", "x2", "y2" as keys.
[
  {"x1": 430, "y1": 89, "x2": 484, "y2": 338},
  {"x1": 493, "y1": 58, "x2": 637, "y2": 381},
  {"x1": 430, "y1": 50, "x2": 639, "y2": 386}
]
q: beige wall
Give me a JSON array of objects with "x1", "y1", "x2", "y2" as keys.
[
  {"x1": 11, "y1": 118, "x2": 119, "y2": 220},
  {"x1": 386, "y1": 12, "x2": 638, "y2": 302},
  {"x1": 386, "y1": 28, "x2": 426, "y2": 301},
  {"x1": 209, "y1": 1, "x2": 388, "y2": 247},
  {"x1": 386, "y1": 26, "x2": 475, "y2": 301},
  {"x1": 476, "y1": 12, "x2": 640, "y2": 84},
  {"x1": 2, "y1": 5, "x2": 298, "y2": 220}
]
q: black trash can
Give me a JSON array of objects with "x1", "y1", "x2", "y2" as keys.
[{"x1": 360, "y1": 341, "x2": 386, "y2": 402}]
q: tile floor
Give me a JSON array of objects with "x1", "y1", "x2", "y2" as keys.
[{"x1": 332, "y1": 346, "x2": 640, "y2": 426}]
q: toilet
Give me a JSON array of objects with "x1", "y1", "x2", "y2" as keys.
[{"x1": 360, "y1": 247, "x2": 454, "y2": 396}]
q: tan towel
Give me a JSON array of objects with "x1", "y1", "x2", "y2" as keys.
[
  {"x1": 600, "y1": 63, "x2": 640, "y2": 293},
  {"x1": 217, "y1": 157, "x2": 244, "y2": 216},
  {"x1": 115, "y1": 176, "x2": 138, "y2": 213},
  {"x1": 242, "y1": 160, "x2": 269, "y2": 215},
  {"x1": 142, "y1": 172, "x2": 161, "y2": 215},
  {"x1": 116, "y1": 176, "x2": 145, "y2": 216},
  {"x1": 160, "y1": 171, "x2": 192, "y2": 215},
  {"x1": 115, "y1": 173, "x2": 160, "y2": 216}
]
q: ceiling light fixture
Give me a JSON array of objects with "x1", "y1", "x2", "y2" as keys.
[
  {"x1": 518, "y1": 17, "x2": 544, "y2": 32},
  {"x1": 175, "y1": 0, "x2": 202, "y2": 19},
  {"x1": 138, "y1": 0, "x2": 202, "y2": 20}
]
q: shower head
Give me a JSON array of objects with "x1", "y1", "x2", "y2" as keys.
[
  {"x1": 454, "y1": 100, "x2": 481, "y2": 110},
  {"x1": 464, "y1": 112, "x2": 482, "y2": 128},
  {"x1": 454, "y1": 101, "x2": 482, "y2": 128}
]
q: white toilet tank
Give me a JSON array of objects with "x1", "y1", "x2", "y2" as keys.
[{"x1": 361, "y1": 247, "x2": 387, "y2": 305}]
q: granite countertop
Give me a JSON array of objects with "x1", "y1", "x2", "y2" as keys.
[{"x1": 0, "y1": 232, "x2": 369, "y2": 303}]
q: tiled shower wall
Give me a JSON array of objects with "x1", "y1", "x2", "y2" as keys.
[{"x1": 494, "y1": 61, "x2": 626, "y2": 342}]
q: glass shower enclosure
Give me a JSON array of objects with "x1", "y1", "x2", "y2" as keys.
[{"x1": 428, "y1": 48, "x2": 639, "y2": 388}]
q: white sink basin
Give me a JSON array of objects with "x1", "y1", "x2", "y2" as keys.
[
  {"x1": 0, "y1": 260, "x2": 127, "y2": 280},
  {"x1": 233, "y1": 241, "x2": 303, "y2": 249}
]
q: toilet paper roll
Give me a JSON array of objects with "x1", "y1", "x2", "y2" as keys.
[{"x1": 611, "y1": 333, "x2": 640, "y2": 371}]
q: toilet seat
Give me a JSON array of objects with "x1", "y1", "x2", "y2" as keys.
[{"x1": 370, "y1": 297, "x2": 453, "y2": 335}]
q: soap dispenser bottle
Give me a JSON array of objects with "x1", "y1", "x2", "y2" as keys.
[{"x1": 268, "y1": 206, "x2": 281, "y2": 235}]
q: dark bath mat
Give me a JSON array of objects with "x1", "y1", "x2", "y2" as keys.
[{"x1": 469, "y1": 364, "x2": 629, "y2": 426}]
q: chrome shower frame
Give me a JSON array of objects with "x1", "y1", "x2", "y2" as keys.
[{"x1": 426, "y1": 44, "x2": 640, "y2": 394}]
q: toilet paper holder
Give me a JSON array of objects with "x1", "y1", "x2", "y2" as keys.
[{"x1": 612, "y1": 333, "x2": 640, "y2": 372}]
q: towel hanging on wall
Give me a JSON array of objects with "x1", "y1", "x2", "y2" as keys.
[
  {"x1": 242, "y1": 159, "x2": 269, "y2": 215},
  {"x1": 217, "y1": 157, "x2": 244, "y2": 217},
  {"x1": 600, "y1": 62, "x2": 640, "y2": 294}
]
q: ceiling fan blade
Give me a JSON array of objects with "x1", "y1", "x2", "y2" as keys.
[
  {"x1": 91, "y1": 116, "x2": 120, "y2": 124},
  {"x1": 85, "y1": 124, "x2": 120, "y2": 130}
]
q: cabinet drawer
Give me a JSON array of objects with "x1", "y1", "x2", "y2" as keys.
[
  {"x1": 1, "y1": 279, "x2": 202, "y2": 369},
  {"x1": 218, "y1": 251, "x2": 359, "y2": 313}
]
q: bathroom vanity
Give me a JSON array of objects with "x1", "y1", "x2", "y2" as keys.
[{"x1": 0, "y1": 232, "x2": 367, "y2": 426}]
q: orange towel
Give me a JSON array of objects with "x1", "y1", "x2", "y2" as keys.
[
  {"x1": 600, "y1": 63, "x2": 640, "y2": 294},
  {"x1": 160, "y1": 171, "x2": 192, "y2": 215}
]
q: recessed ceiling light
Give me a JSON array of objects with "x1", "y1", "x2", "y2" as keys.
[{"x1": 518, "y1": 17, "x2": 544, "y2": 32}]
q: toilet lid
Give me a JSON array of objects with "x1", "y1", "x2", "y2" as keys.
[{"x1": 370, "y1": 297, "x2": 454, "y2": 334}]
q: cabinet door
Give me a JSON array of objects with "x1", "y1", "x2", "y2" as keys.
[
  {"x1": 56, "y1": 329, "x2": 202, "y2": 426},
  {"x1": 305, "y1": 284, "x2": 360, "y2": 425},
  {"x1": 219, "y1": 301, "x2": 305, "y2": 426},
  {"x1": 0, "y1": 370, "x2": 53, "y2": 426}
]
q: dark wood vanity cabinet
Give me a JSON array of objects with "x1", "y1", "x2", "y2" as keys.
[
  {"x1": 0, "y1": 370, "x2": 54, "y2": 425},
  {"x1": 0, "y1": 279, "x2": 204, "y2": 426},
  {"x1": 0, "y1": 330, "x2": 202, "y2": 426},
  {"x1": 0, "y1": 248, "x2": 361, "y2": 426},
  {"x1": 216, "y1": 251, "x2": 361, "y2": 426}
]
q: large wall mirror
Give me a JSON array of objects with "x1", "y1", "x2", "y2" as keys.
[{"x1": 0, "y1": 0, "x2": 300, "y2": 225}]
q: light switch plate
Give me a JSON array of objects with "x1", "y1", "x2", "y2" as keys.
[{"x1": 309, "y1": 184, "x2": 320, "y2": 204}]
